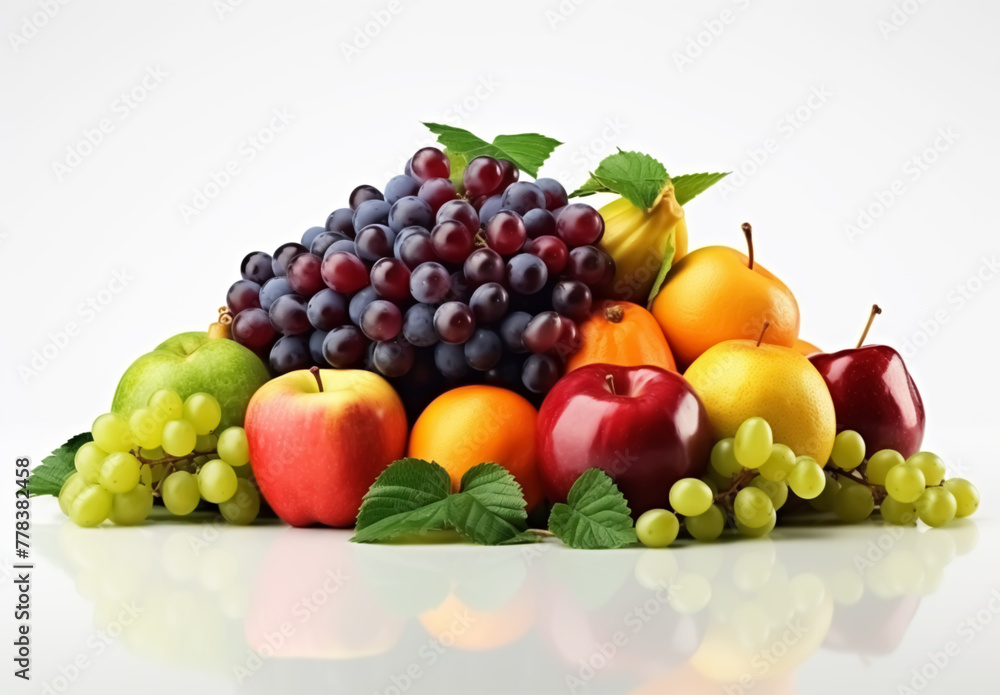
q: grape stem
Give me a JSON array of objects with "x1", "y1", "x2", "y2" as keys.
[
  {"x1": 714, "y1": 468, "x2": 756, "y2": 510},
  {"x1": 829, "y1": 464, "x2": 887, "y2": 503},
  {"x1": 857, "y1": 304, "x2": 882, "y2": 348},
  {"x1": 133, "y1": 447, "x2": 218, "y2": 497},
  {"x1": 741, "y1": 222, "x2": 754, "y2": 270}
]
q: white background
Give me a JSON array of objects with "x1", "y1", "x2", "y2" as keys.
[{"x1": 2, "y1": 1, "x2": 999, "y2": 693}]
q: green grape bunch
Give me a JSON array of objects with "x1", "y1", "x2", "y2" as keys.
[{"x1": 58, "y1": 389, "x2": 260, "y2": 528}]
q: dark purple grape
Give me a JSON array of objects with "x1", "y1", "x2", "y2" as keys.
[
  {"x1": 268, "y1": 294, "x2": 310, "y2": 336},
  {"x1": 531, "y1": 236, "x2": 569, "y2": 276},
  {"x1": 522, "y1": 311, "x2": 562, "y2": 353},
  {"x1": 478, "y1": 194, "x2": 504, "y2": 227},
  {"x1": 325, "y1": 239, "x2": 358, "y2": 257},
  {"x1": 417, "y1": 178, "x2": 457, "y2": 212},
  {"x1": 310, "y1": 231, "x2": 349, "y2": 257},
  {"x1": 469, "y1": 283, "x2": 509, "y2": 325},
  {"x1": 388, "y1": 196, "x2": 434, "y2": 233},
  {"x1": 322, "y1": 326, "x2": 368, "y2": 368},
  {"x1": 506, "y1": 254, "x2": 548, "y2": 295},
  {"x1": 301, "y1": 226, "x2": 326, "y2": 248},
  {"x1": 500, "y1": 312, "x2": 532, "y2": 353},
  {"x1": 259, "y1": 277, "x2": 294, "y2": 310},
  {"x1": 522, "y1": 354, "x2": 560, "y2": 393},
  {"x1": 434, "y1": 302, "x2": 476, "y2": 344},
  {"x1": 384, "y1": 175, "x2": 420, "y2": 205},
  {"x1": 231, "y1": 308, "x2": 275, "y2": 349},
  {"x1": 396, "y1": 229, "x2": 437, "y2": 269},
  {"x1": 485, "y1": 211, "x2": 527, "y2": 256},
  {"x1": 241, "y1": 251, "x2": 275, "y2": 284},
  {"x1": 436, "y1": 199, "x2": 479, "y2": 236},
  {"x1": 354, "y1": 224, "x2": 396, "y2": 262},
  {"x1": 352, "y1": 199, "x2": 391, "y2": 234},
  {"x1": 372, "y1": 341, "x2": 415, "y2": 378},
  {"x1": 326, "y1": 208, "x2": 355, "y2": 236},
  {"x1": 227, "y1": 279, "x2": 261, "y2": 315},
  {"x1": 534, "y1": 178, "x2": 569, "y2": 211},
  {"x1": 272, "y1": 243, "x2": 308, "y2": 276},
  {"x1": 464, "y1": 329, "x2": 502, "y2": 371},
  {"x1": 403, "y1": 303, "x2": 438, "y2": 347},
  {"x1": 321, "y1": 252, "x2": 369, "y2": 294},
  {"x1": 349, "y1": 184, "x2": 384, "y2": 210},
  {"x1": 497, "y1": 159, "x2": 519, "y2": 192},
  {"x1": 307, "y1": 288, "x2": 349, "y2": 331},
  {"x1": 463, "y1": 156, "x2": 503, "y2": 198},
  {"x1": 464, "y1": 248, "x2": 505, "y2": 289},
  {"x1": 360, "y1": 300, "x2": 403, "y2": 341},
  {"x1": 370, "y1": 257, "x2": 411, "y2": 301},
  {"x1": 556, "y1": 316, "x2": 582, "y2": 356},
  {"x1": 348, "y1": 286, "x2": 379, "y2": 325},
  {"x1": 270, "y1": 335, "x2": 312, "y2": 375},
  {"x1": 409, "y1": 262, "x2": 451, "y2": 304},
  {"x1": 523, "y1": 209, "x2": 557, "y2": 239},
  {"x1": 431, "y1": 221, "x2": 474, "y2": 264},
  {"x1": 286, "y1": 253, "x2": 324, "y2": 297},
  {"x1": 552, "y1": 280, "x2": 593, "y2": 321},
  {"x1": 556, "y1": 204, "x2": 605, "y2": 247},
  {"x1": 410, "y1": 148, "x2": 450, "y2": 183},
  {"x1": 446, "y1": 270, "x2": 470, "y2": 303},
  {"x1": 434, "y1": 342, "x2": 468, "y2": 379},
  {"x1": 308, "y1": 330, "x2": 329, "y2": 364},
  {"x1": 500, "y1": 182, "x2": 546, "y2": 215},
  {"x1": 567, "y1": 246, "x2": 615, "y2": 286}
]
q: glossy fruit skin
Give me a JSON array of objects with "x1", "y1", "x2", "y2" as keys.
[
  {"x1": 652, "y1": 246, "x2": 800, "y2": 370},
  {"x1": 808, "y1": 345, "x2": 925, "y2": 458},
  {"x1": 685, "y1": 340, "x2": 837, "y2": 464},
  {"x1": 246, "y1": 369, "x2": 407, "y2": 527},
  {"x1": 537, "y1": 364, "x2": 712, "y2": 517},
  {"x1": 793, "y1": 338, "x2": 822, "y2": 356},
  {"x1": 567, "y1": 301, "x2": 677, "y2": 374}
]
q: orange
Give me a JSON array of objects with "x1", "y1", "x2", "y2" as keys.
[
  {"x1": 407, "y1": 385, "x2": 543, "y2": 509},
  {"x1": 419, "y1": 590, "x2": 535, "y2": 651},
  {"x1": 793, "y1": 338, "x2": 822, "y2": 356},
  {"x1": 567, "y1": 300, "x2": 677, "y2": 373}
]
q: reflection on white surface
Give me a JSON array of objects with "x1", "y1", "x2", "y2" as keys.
[{"x1": 35, "y1": 517, "x2": 981, "y2": 694}]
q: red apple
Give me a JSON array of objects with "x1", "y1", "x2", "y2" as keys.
[
  {"x1": 808, "y1": 306, "x2": 925, "y2": 457},
  {"x1": 536, "y1": 363, "x2": 712, "y2": 516},
  {"x1": 245, "y1": 367, "x2": 407, "y2": 527}
]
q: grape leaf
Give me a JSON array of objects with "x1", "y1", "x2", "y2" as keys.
[
  {"x1": 448, "y1": 463, "x2": 529, "y2": 545},
  {"x1": 672, "y1": 172, "x2": 730, "y2": 206},
  {"x1": 569, "y1": 150, "x2": 670, "y2": 211},
  {"x1": 647, "y1": 227, "x2": 676, "y2": 307},
  {"x1": 423, "y1": 123, "x2": 562, "y2": 178},
  {"x1": 548, "y1": 469, "x2": 636, "y2": 550},
  {"x1": 28, "y1": 432, "x2": 92, "y2": 497}
]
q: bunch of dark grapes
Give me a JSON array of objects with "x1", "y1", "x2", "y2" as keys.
[{"x1": 224, "y1": 146, "x2": 613, "y2": 416}]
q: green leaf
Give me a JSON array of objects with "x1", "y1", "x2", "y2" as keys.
[
  {"x1": 548, "y1": 469, "x2": 637, "y2": 550},
  {"x1": 570, "y1": 150, "x2": 671, "y2": 210},
  {"x1": 568, "y1": 176, "x2": 608, "y2": 199},
  {"x1": 443, "y1": 148, "x2": 468, "y2": 190},
  {"x1": 423, "y1": 123, "x2": 562, "y2": 178},
  {"x1": 448, "y1": 463, "x2": 528, "y2": 545},
  {"x1": 353, "y1": 459, "x2": 452, "y2": 542},
  {"x1": 646, "y1": 227, "x2": 677, "y2": 307},
  {"x1": 672, "y1": 172, "x2": 730, "y2": 206},
  {"x1": 28, "y1": 432, "x2": 92, "y2": 497},
  {"x1": 351, "y1": 500, "x2": 451, "y2": 543}
]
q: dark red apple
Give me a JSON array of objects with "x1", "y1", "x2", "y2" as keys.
[
  {"x1": 808, "y1": 306, "x2": 925, "y2": 457},
  {"x1": 536, "y1": 363, "x2": 712, "y2": 516}
]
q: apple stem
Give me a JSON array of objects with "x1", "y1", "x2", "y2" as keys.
[
  {"x1": 756, "y1": 322, "x2": 770, "y2": 347},
  {"x1": 605, "y1": 373, "x2": 616, "y2": 395},
  {"x1": 310, "y1": 366, "x2": 324, "y2": 392},
  {"x1": 741, "y1": 222, "x2": 754, "y2": 270},
  {"x1": 604, "y1": 305, "x2": 625, "y2": 324},
  {"x1": 857, "y1": 304, "x2": 882, "y2": 348}
]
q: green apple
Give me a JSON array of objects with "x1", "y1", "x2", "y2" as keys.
[{"x1": 111, "y1": 332, "x2": 269, "y2": 430}]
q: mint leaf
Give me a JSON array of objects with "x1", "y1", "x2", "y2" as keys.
[
  {"x1": 28, "y1": 432, "x2": 92, "y2": 497},
  {"x1": 672, "y1": 172, "x2": 729, "y2": 206},
  {"x1": 353, "y1": 459, "x2": 452, "y2": 542},
  {"x1": 570, "y1": 150, "x2": 670, "y2": 210},
  {"x1": 548, "y1": 469, "x2": 636, "y2": 550},
  {"x1": 647, "y1": 228, "x2": 676, "y2": 307},
  {"x1": 448, "y1": 463, "x2": 529, "y2": 545},
  {"x1": 423, "y1": 123, "x2": 562, "y2": 178}
]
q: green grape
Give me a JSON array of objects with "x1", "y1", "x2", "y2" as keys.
[
  {"x1": 234, "y1": 463, "x2": 254, "y2": 479},
  {"x1": 68, "y1": 484, "x2": 112, "y2": 527},
  {"x1": 636, "y1": 509, "x2": 679, "y2": 548},
  {"x1": 128, "y1": 408, "x2": 163, "y2": 449},
  {"x1": 880, "y1": 496, "x2": 917, "y2": 525},
  {"x1": 219, "y1": 479, "x2": 261, "y2": 525},
  {"x1": 139, "y1": 446, "x2": 164, "y2": 461},
  {"x1": 669, "y1": 478, "x2": 714, "y2": 517},
  {"x1": 885, "y1": 463, "x2": 925, "y2": 503},
  {"x1": 162, "y1": 419, "x2": 197, "y2": 457},
  {"x1": 831, "y1": 430, "x2": 865, "y2": 471},
  {"x1": 195, "y1": 433, "x2": 218, "y2": 452},
  {"x1": 217, "y1": 427, "x2": 250, "y2": 467},
  {"x1": 736, "y1": 509, "x2": 776, "y2": 538},
  {"x1": 98, "y1": 452, "x2": 141, "y2": 493},
  {"x1": 91, "y1": 412, "x2": 132, "y2": 453},
  {"x1": 866, "y1": 449, "x2": 904, "y2": 486},
  {"x1": 700, "y1": 477, "x2": 719, "y2": 496},
  {"x1": 162, "y1": 471, "x2": 201, "y2": 515},
  {"x1": 749, "y1": 476, "x2": 788, "y2": 510},
  {"x1": 109, "y1": 485, "x2": 154, "y2": 525},
  {"x1": 685, "y1": 504, "x2": 725, "y2": 541},
  {"x1": 759, "y1": 443, "x2": 795, "y2": 482},
  {"x1": 140, "y1": 465, "x2": 152, "y2": 487},
  {"x1": 788, "y1": 457, "x2": 825, "y2": 499},
  {"x1": 915, "y1": 487, "x2": 957, "y2": 528},
  {"x1": 906, "y1": 451, "x2": 946, "y2": 487},
  {"x1": 150, "y1": 463, "x2": 166, "y2": 483},
  {"x1": 148, "y1": 389, "x2": 183, "y2": 421},
  {"x1": 943, "y1": 478, "x2": 980, "y2": 518},
  {"x1": 734, "y1": 487, "x2": 774, "y2": 528},
  {"x1": 734, "y1": 417, "x2": 773, "y2": 468},
  {"x1": 710, "y1": 438, "x2": 742, "y2": 477},
  {"x1": 74, "y1": 442, "x2": 107, "y2": 483},
  {"x1": 809, "y1": 472, "x2": 841, "y2": 512},
  {"x1": 198, "y1": 459, "x2": 238, "y2": 504},
  {"x1": 58, "y1": 473, "x2": 87, "y2": 516},
  {"x1": 833, "y1": 484, "x2": 875, "y2": 523},
  {"x1": 183, "y1": 392, "x2": 222, "y2": 435}
]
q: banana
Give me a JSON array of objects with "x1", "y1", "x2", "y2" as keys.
[{"x1": 598, "y1": 183, "x2": 686, "y2": 303}]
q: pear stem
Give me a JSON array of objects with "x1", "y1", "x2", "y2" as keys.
[
  {"x1": 310, "y1": 366, "x2": 324, "y2": 392},
  {"x1": 756, "y1": 322, "x2": 770, "y2": 347},
  {"x1": 857, "y1": 304, "x2": 882, "y2": 348},
  {"x1": 741, "y1": 222, "x2": 754, "y2": 270},
  {"x1": 605, "y1": 374, "x2": 616, "y2": 395}
]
